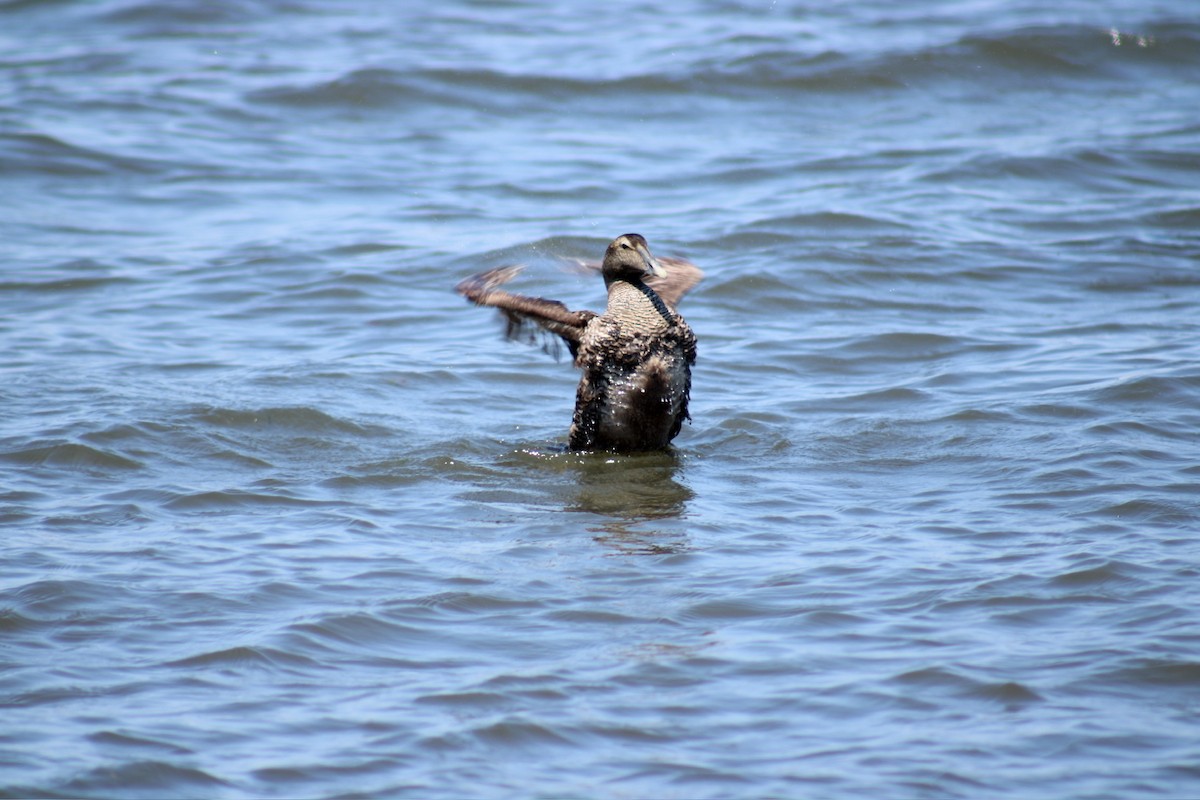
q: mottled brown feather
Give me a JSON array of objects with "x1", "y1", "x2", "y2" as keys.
[{"x1": 455, "y1": 236, "x2": 700, "y2": 452}]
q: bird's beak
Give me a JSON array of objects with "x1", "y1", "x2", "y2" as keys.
[{"x1": 639, "y1": 244, "x2": 667, "y2": 278}]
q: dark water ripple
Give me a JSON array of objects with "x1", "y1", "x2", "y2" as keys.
[{"x1": 3, "y1": 0, "x2": 1200, "y2": 798}]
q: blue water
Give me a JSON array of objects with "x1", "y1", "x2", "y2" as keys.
[{"x1": 3, "y1": 1, "x2": 1200, "y2": 798}]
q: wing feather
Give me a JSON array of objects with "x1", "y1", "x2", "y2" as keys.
[
  {"x1": 455, "y1": 266, "x2": 596, "y2": 359},
  {"x1": 569, "y1": 255, "x2": 703, "y2": 308}
]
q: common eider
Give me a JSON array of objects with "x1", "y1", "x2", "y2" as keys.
[{"x1": 456, "y1": 234, "x2": 702, "y2": 452}]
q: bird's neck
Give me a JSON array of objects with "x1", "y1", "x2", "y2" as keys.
[{"x1": 605, "y1": 278, "x2": 675, "y2": 328}]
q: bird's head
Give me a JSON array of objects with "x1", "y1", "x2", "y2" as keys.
[{"x1": 601, "y1": 233, "x2": 667, "y2": 283}]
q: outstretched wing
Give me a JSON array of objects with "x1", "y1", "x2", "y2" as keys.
[
  {"x1": 455, "y1": 265, "x2": 597, "y2": 360},
  {"x1": 570, "y1": 255, "x2": 704, "y2": 309}
]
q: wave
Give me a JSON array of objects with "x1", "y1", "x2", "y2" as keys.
[
  {"x1": 0, "y1": 131, "x2": 167, "y2": 177},
  {"x1": 98, "y1": 0, "x2": 289, "y2": 26},
  {"x1": 247, "y1": 67, "x2": 448, "y2": 109},
  {"x1": 189, "y1": 405, "x2": 386, "y2": 436},
  {"x1": 0, "y1": 259, "x2": 136, "y2": 293},
  {"x1": 742, "y1": 211, "x2": 911, "y2": 234},
  {"x1": 244, "y1": 20, "x2": 1200, "y2": 115},
  {"x1": 699, "y1": 20, "x2": 1200, "y2": 91},
  {"x1": 165, "y1": 644, "x2": 320, "y2": 671},
  {"x1": 1090, "y1": 373, "x2": 1200, "y2": 407},
  {"x1": 0, "y1": 441, "x2": 144, "y2": 471},
  {"x1": 62, "y1": 760, "x2": 229, "y2": 797}
]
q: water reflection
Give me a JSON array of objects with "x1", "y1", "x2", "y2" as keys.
[
  {"x1": 589, "y1": 518, "x2": 691, "y2": 556},
  {"x1": 569, "y1": 450, "x2": 693, "y2": 554},
  {"x1": 567, "y1": 449, "x2": 692, "y2": 519},
  {"x1": 502, "y1": 445, "x2": 692, "y2": 518},
  {"x1": 501, "y1": 445, "x2": 694, "y2": 553}
]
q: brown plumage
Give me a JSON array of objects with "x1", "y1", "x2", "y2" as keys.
[{"x1": 456, "y1": 234, "x2": 701, "y2": 452}]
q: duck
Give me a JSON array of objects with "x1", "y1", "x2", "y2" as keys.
[{"x1": 456, "y1": 234, "x2": 702, "y2": 452}]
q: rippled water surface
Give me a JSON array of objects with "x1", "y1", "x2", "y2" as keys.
[{"x1": 3, "y1": 1, "x2": 1200, "y2": 798}]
